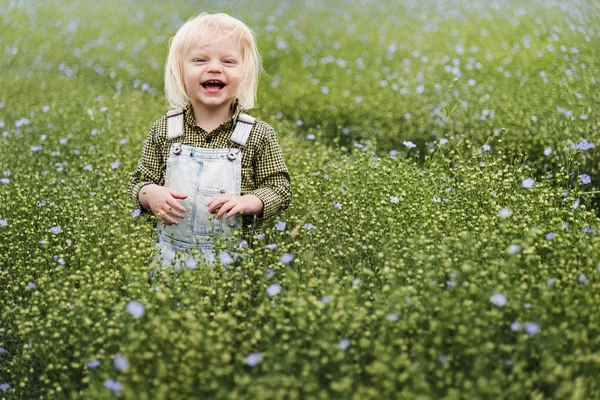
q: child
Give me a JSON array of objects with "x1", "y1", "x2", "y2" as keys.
[{"x1": 128, "y1": 12, "x2": 291, "y2": 266}]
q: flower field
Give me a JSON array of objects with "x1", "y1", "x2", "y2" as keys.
[{"x1": 1, "y1": 0, "x2": 600, "y2": 398}]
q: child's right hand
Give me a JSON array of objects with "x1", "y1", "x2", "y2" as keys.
[{"x1": 138, "y1": 184, "x2": 187, "y2": 225}]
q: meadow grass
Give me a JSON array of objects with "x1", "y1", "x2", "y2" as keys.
[{"x1": 1, "y1": 0, "x2": 600, "y2": 398}]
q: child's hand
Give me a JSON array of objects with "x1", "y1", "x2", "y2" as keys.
[
  {"x1": 206, "y1": 194, "x2": 263, "y2": 219},
  {"x1": 139, "y1": 184, "x2": 187, "y2": 225}
]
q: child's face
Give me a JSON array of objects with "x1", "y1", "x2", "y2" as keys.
[{"x1": 183, "y1": 35, "x2": 244, "y2": 113}]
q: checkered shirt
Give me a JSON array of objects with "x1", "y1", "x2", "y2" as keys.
[{"x1": 128, "y1": 102, "x2": 291, "y2": 236}]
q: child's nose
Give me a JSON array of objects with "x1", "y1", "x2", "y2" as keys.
[{"x1": 207, "y1": 60, "x2": 222, "y2": 72}]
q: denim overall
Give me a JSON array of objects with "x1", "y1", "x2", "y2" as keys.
[{"x1": 154, "y1": 108, "x2": 255, "y2": 268}]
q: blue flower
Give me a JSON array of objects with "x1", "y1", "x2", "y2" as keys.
[
  {"x1": 543, "y1": 147, "x2": 552, "y2": 156},
  {"x1": 389, "y1": 149, "x2": 398, "y2": 158},
  {"x1": 508, "y1": 244, "x2": 520, "y2": 254},
  {"x1": 126, "y1": 301, "x2": 145, "y2": 318},
  {"x1": 0, "y1": 178, "x2": 8, "y2": 184},
  {"x1": 274, "y1": 221, "x2": 286, "y2": 231},
  {"x1": 390, "y1": 196, "x2": 399, "y2": 204},
  {"x1": 490, "y1": 293, "x2": 507, "y2": 307},
  {"x1": 439, "y1": 138, "x2": 448, "y2": 145},
  {"x1": 113, "y1": 354, "x2": 129, "y2": 371},
  {"x1": 280, "y1": 253, "x2": 294, "y2": 264},
  {"x1": 572, "y1": 199, "x2": 580, "y2": 210},
  {"x1": 266, "y1": 283, "x2": 281, "y2": 296},
  {"x1": 306, "y1": 134, "x2": 316, "y2": 140},
  {"x1": 403, "y1": 141, "x2": 416, "y2": 149},
  {"x1": 104, "y1": 379, "x2": 123, "y2": 393},
  {"x1": 353, "y1": 141, "x2": 365, "y2": 150},
  {"x1": 0, "y1": 347, "x2": 7, "y2": 354},
  {"x1": 26, "y1": 282, "x2": 35, "y2": 290},
  {"x1": 0, "y1": 220, "x2": 7, "y2": 227},
  {"x1": 219, "y1": 251, "x2": 233, "y2": 266},
  {"x1": 577, "y1": 139, "x2": 593, "y2": 150},
  {"x1": 50, "y1": 225, "x2": 61, "y2": 234},
  {"x1": 580, "y1": 174, "x2": 591, "y2": 185},
  {"x1": 547, "y1": 278, "x2": 554, "y2": 287},
  {"x1": 545, "y1": 232, "x2": 555, "y2": 240},
  {"x1": 338, "y1": 339, "x2": 350, "y2": 351},
  {"x1": 86, "y1": 360, "x2": 100, "y2": 368},
  {"x1": 111, "y1": 161, "x2": 120, "y2": 169},
  {"x1": 0, "y1": 383, "x2": 10, "y2": 391},
  {"x1": 499, "y1": 207, "x2": 511, "y2": 218},
  {"x1": 333, "y1": 201, "x2": 342, "y2": 209},
  {"x1": 131, "y1": 209, "x2": 141, "y2": 218},
  {"x1": 244, "y1": 352, "x2": 263, "y2": 367},
  {"x1": 524, "y1": 322, "x2": 541, "y2": 335},
  {"x1": 386, "y1": 313, "x2": 399, "y2": 322},
  {"x1": 352, "y1": 278, "x2": 362, "y2": 286},
  {"x1": 510, "y1": 322, "x2": 521, "y2": 332},
  {"x1": 256, "y1": 233, "x2": 265, "y2": 240},
  {"x1": 522, "y1": 178, "x2": 535, "y2": 189},
  {"x1": 266, "y1": 243, "x2": 277, "y2": 250},
  {"x1": 321, "y1": 296, "x2": 331, "y2": 304},
  {"x1": 578, "y1": 274, "x2": 588, "y2": 284},
  {"x1": 303, "y1": 223, "x2": 314, "y2": 230},
  {"x1": 264, "y1": 268, "x2": 274, "y2": 278}
]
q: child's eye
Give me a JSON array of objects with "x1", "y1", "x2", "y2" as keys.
[
  {"x1": 223, "y1": 59, "x2": 236, "y2": 65},
  {"x1": 193, "y1": 58, "x2": 206, "y2": 63}
]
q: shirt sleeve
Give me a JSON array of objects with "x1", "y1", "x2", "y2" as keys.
[
  {"x1": 249, "y1": 125, "x2": 292, "y2": 220},
  {"x1": 127, "y1": 121, "x2": 165, "y2": 210}
]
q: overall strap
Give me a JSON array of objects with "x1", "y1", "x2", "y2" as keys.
[
  {"x1": 166, "y1": 109, "x2": 255, "y2": 145},
  {"x1": 166, "y1": 108, "x2": 185, "y2": 140},
  {"x1": 230, "y1": 113, "x2": 256, "y2": 146}
]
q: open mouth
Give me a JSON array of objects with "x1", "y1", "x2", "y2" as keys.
[{"x1": 202, "y1": 80, "x2": 226, "y2": 94}]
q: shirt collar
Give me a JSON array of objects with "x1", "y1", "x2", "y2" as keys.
[{"x1": 183, "y1": 100, "x2": 244, "y2": 131}]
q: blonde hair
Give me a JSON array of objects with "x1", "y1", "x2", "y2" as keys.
[{"x1": 164, "y1": 13, "x2": 261, "y2": 110}]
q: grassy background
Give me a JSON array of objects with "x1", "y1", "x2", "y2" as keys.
[{"x1": 1, "y1": 0, "x2": 600, "y2": 398}]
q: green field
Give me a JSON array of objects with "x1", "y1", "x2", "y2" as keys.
[{"x1": 1, "y1": 0, "x2": 600, "y2": 398}]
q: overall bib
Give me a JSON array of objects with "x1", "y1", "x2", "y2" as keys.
[{"x1": 153, "y1": 109, "x2": 255, "y2": 268}]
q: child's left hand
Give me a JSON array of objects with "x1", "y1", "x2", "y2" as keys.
[{"x1": 206, "y1": 194, "x2": 264, "y2": 219}]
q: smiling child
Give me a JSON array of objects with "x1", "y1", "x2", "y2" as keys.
[{"x1": 128, "y1": 13, "x2": 291, "y2": 267}]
